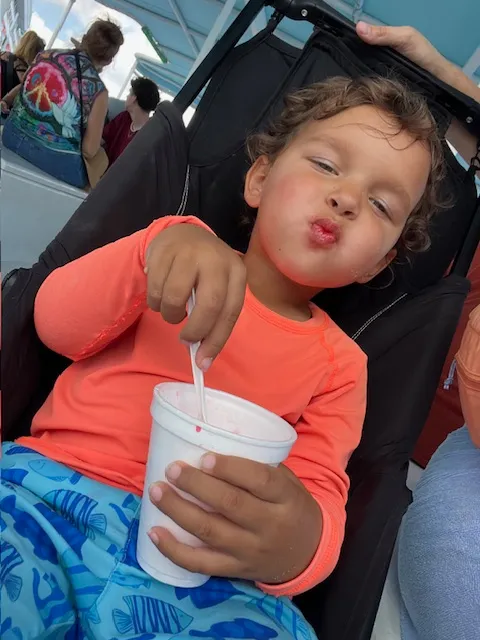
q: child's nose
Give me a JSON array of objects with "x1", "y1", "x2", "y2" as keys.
[{"x1": 327, "y1": 190, "x2": 360, "y2": 219}]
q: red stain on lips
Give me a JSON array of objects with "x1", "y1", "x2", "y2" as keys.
[{"x1": 310, "y1": 218, "x2": 340, "y2": 246}]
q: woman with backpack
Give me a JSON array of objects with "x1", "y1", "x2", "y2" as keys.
[{"x1": 2, "y1": 19, "x2": 123, "y2": 189}]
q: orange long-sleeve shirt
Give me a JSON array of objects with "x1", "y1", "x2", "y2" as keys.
[{"x1": 18, "y1": 215, "x2": 367, "y2": 596}]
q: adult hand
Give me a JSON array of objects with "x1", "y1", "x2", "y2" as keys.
[
  {"x1": 148, "y1": 454, "x2": 322, "y2": 584},
  {"x1": 356, "y1": 22, "x2": 444, "y2": 77},
  {"x1": 0, "y1": 100, "x2": 10, "y2": 114},
  {"x1": 356, "y1": 21, "x2": 480, "y2": 174},
  {"x1": 145, "y1": 224, "x2": 246, "y2": 370}
]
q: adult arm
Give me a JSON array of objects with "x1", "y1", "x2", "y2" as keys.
[{"x1": 82, "y1": 89, "x2": 109, "y2": 159}]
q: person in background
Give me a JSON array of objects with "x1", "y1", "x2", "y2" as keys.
[
  {"x1": 103, "y1": 76, "x2": 160, "y2": 165},
  {"x1": 357, "y1": 21, "x2": 480, "y2": 640},
  {"x1": 2, "y1": 19, "x2": 124, "y2": 189},
  {"x1": 1, "y1": 30, "x2": 45, "y2": 113}
]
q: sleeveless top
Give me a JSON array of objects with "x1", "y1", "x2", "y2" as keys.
[{"x1": 9, "y1": 49, "x2": 106, "y2": 155}]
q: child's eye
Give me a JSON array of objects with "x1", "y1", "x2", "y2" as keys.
[
  {"x1": 370, "y1": 197, "x2": 391, "y2": 218},
  {"x1": 312, "y1": 159, "x2": 338, "y2": 175}
]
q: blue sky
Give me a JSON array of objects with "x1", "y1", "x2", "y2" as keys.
[{"x1": 30, "y1": 0, "x2": 157, "y2": 97}]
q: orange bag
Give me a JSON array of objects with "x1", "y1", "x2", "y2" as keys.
[{"x1": 456, "y1": 304, "x2": 480, "y2": 446}]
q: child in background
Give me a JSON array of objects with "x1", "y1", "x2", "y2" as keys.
[{"x1": 1, "y1": 76, "x2": 444, "y2": 640}]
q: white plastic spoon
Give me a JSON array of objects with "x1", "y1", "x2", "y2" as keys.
[{"x1": 187, "y1": 290, "x2": 208, "y2": 423}]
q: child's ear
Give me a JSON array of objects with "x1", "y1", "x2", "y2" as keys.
[
  {"x1": 356, "y1": 248, "x2": 397, "y2": 284},
  {"x1": 244, "y1": 156, "x2": 270, "y2": 209}
]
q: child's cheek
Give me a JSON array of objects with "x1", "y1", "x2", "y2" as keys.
[{"x1": 267, "y1": 172, "x2": 311, "y2": 211}]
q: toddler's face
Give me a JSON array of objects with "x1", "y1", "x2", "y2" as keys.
[{"x1": 245, "y1": 104, "x2": 432, "y2": 289}]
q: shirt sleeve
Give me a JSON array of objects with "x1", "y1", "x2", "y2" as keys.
[
  {"x1": 456, "y1": 304, "x2": 480, "y2": 446},
  {"x1": 34, "y1": 215, "x2": 211, "y2": 361},
  {"x1": 102, "y1": 112, "x2": 120, "y2": 147},
  {"x1": 258, "y1": 343, "x2": 368, "y2": 597}
]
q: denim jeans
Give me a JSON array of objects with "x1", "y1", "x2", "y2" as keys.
[
  {"x1": 397, "y1": 426, "x2": 480, "y2": 640},
  {"x1": 2, "y1": 119, "x2": 87, "y2": 189}
]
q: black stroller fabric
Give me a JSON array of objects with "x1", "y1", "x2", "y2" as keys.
[
  {"x1": 2, "y1": 102, "x2": 190, "y2": 438},
  {"x1": 2, "y1": 16, "x2": 479, "y2": 640},
  {"x1": 187, "y1": 29, "x2": 478, "y2": 291}
]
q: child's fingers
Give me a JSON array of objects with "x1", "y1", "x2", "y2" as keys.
[
  {"x1": 159, "y1": 254, "x2": 198, "y2": 325},
  {"x1": 201, "y1": 454, "x2": 290, "y2": 504},
  {"x1": 148, "y1": 527, "x2": 240, "y2": 578},
  {"x1": 180, "y1": 265, "x2": 230, "y2": 347},
  {"x1": 146, "y1": 251, "x2": 175, "y2": 312},
  {"x1": 194, "y1": 263, "x2": 246, "y2": 367},
  {"x1": 163, "y1": 462, "x2": 263, "y2": 529}
]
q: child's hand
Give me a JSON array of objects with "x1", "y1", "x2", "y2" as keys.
[
  {"x1": 145, "y1": 224, "x2": 246, "y2": 368},
  {"x1": 148, "y1": 454, "x2": 323, "y2": 584}
]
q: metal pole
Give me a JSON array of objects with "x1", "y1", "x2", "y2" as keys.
[
  {"x1": 117, "y1": 59, "x2": 137, "y2": 98},
  {"x1": 4, "y1": 4, "x2": 15, "y2": 51},
  {"x1": 463, "y1": 46, "x2": 480, "y2": 79},
  {"x1": 186, "y1": 0, "x2": 237, "y2": 80},
  {"x1": 167, "y1": 0, "x2": 199, "y2": 55},
  {"x1": 352, "y1": 0, "x2": 365, "y2": 22},
  {"x1": 47, "y1": 0, "x2": 76, "y2": 49},
  {"x1": 324, "y1": 0, "x2": 382, "y2": 25},
  {"x1": 245, "y1": 1, "x2": 267, "y2": 35}
]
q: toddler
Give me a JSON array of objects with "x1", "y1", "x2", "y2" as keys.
[{"x1": 1, "y1": 76, "x2": 444, "y2": 640}]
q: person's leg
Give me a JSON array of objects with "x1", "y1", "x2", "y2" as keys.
[
  {"x1": 1, "y1": 444, "x2": 77, "y2": 637},
  {"x1": 1, "y1": 442, "x2": 123, "y2": 639},
  {"x1": 95, "y1": 493, "x2": 317, "y2": 639},
  {"x1": 397, "y1": 426, "x2": 480, "y2": 640},
  {"x1": 97, "y1": 536, "x2": 318, "y2": 640}
]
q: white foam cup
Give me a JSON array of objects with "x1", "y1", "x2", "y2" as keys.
[{"x1": 137, "y1": 382, "x2": 297, "y2": 587}]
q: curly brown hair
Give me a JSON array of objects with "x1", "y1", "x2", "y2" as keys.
[{"x1": 247, "y1": 76, "x2": 446, "y2": 254}]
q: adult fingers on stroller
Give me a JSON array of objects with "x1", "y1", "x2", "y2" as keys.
[{"x1": 356, "y1": 22, "x2": 439, "y2": 71}]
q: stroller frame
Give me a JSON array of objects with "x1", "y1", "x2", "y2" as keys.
[{"x1": 2, "y1": 2, "x2": 480, "y2": 639}]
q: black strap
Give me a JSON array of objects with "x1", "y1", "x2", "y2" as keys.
[
  {"x1": 452, "y1": 137, "x2": 480, "y2": 277},
  {"x1": 268, "y1": 0, "x2": 480, "y2": 137},
  {"x1": 174, "y1": 0, "x2": 268, "y2": 114},
  {"x1": 468, "y1": 138, "x2": 480, "y2": 177},
  {"x1": 74, "y1": 51, "x2": 84, "y2": 143}
]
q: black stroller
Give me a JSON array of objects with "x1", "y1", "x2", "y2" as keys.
[{"x1": 3, "y1": 1, "x2": 480, "y2": 638}]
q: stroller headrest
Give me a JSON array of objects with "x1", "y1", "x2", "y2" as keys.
[{"x1": 187, "y1": 27, "x2": 479, "y2": 303}]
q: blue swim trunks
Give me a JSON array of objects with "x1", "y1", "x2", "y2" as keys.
[{"x1": 1, "y1": 442, "x2": 317, "y2": 639}]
